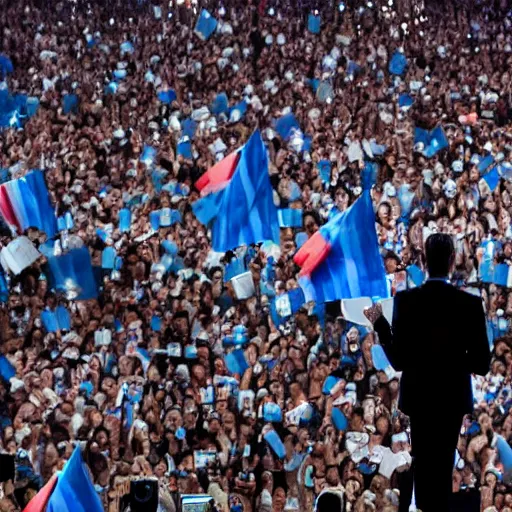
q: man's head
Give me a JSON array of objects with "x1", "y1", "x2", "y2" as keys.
[{"x1": 425, "y1": 233, "x2": 455, "y2": 278}]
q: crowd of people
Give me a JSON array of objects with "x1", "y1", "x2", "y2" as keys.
[{"x1": 0, "y1": 0, "x2": 511, "y2": 510}]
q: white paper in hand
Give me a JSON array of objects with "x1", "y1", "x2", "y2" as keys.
[{"x1": 341, "y1": 297, "x2": 373, "y2": 327}]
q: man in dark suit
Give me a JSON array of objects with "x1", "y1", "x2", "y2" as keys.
[{"x1": 364, "y1": 233, "x2": 491, "y2": 512}]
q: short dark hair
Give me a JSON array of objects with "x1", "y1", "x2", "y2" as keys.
[{"x1": 425, "y1": 233, "x2": 454, "y2": 278}]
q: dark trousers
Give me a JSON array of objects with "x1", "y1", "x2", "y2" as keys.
[{"x1": 397, "y1": 411, "x2": 463, "y2": 512}]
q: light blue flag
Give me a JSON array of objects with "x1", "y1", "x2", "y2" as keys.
[
  {"x1": 211, "y1": 93, "x2": 229, "y2": 116},
  {"x1": 157, "y1": 89, "x2": 177, "y2": 104},
  {"x1": 308, "y1": 14, "x2": 321, "y2": 34},
  {"x1": 389, "y1": 51, "x2": 408, "y2": 75},
  {"x1": 295, "y1": 175, "x2": 388, "y2": 304},
  {"x1": 46, "y1": 446, "x2": 104, "y2": 512},
  {"x1": 46, "y1": 247, "x2": 98, "y2": 301},
  {"x1": 0, "y1": 354, "x2": 15, "y2": 382},
  {"x1": 278, "y1": 208, "x2": 302, "y2": 228},
  {"x1": 0, "y1": 54, "x2": 13, "y2": 77},
  {"x1": 275, "y1": 113, "x2": 299, "y2": 141},
  {"x1": 481, "y1": 167, "x2": 500, "y2": 192},
  {"x1": 193, "y1": 130, "x2": 280, "y2": 252},
  {"x1": 62, "y1": 94, "x2": 79, "y2": 115},
  {"x1": 414, "y1": 125, "x2": 449, "y2": 158},
  {"x1": 317, "y1": 160, "x2": 331, "y2": 184},
  {"x1": 194, "y1": 9, "x2": 217, "y2": 41},
  {"x1": 177, "y1": 137, "x2": 193, "y2": 159}
]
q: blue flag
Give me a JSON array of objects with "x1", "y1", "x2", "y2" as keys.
[
  {"x1": 194, "y1": 9, "x2": 217, "y2": 41},
  {"x1": 278, "y1": 208, "x2": 303, "y2": 228},
  {"x1": 308, "y1": 14, "x2": 321, "y2": 34},
  {"x1": 46, "y1": 247, "x2": 98, "y2": 301},
  {"x1": 414, "y1": 125, "x2": 449, "y2": 158},
  {"x1": 275, "y1": 113, "x2": 300, "y2": 141},
  {"x1": 62, "y1": 94, "x2": 79, "y2": 115},
  {"x1": 211, "y1": 92, "x2": 229, "y2": 116},
  {"x1": 193, "y1": 131, "x2": 280, "y2": 252},
  {"x1": 389, "y1": 51, "x2": 408, "y2": 75},
  {"x1": 295, "y1": 187, "x2": 388, "y2": 304},
  {"x1": 271, "y1": 288, "x2": 306, "y2": 326},
  {"x1": 0, "y1": 354, "x2": 15, "y2": 382},
  {"x1": 46, "y1": 446, "x2": 104, "y2": 512},
  {"x1": 0, "y1": 55, "x2": 13, "y2": 77},
  {"x1": 157, "y1": 89, "x2": 177, "y2": 104}
]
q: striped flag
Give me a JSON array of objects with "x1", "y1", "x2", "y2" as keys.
[
  {"x1": 0, "y1": 170, "x2": 57, "y2": 237},
  {"x1": 294, "y1": 188, "x2": 388, "y2": 303},
  {"x1": 193, "y1": 131, "x2": 279, "y2": 252}
]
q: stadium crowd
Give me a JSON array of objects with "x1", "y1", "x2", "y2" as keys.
[{"x1": 0, "y1": 0, "x2": 511, "y2": 510}]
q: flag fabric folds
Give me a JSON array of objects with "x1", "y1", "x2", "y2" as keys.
[
  {"x1": 0, "y1": 353, "x2": 15, "y2": 382},
  {"x1": 193, "y1": 130, "x2": 280, "y2": 252},
  {"x1": 23, "y1": 474, "x2": 58, "y2": 512},
  {"x1": 308, "y1": 14, "x2": 321, "y2": 34},
  {"x1": 195, "y1": 152, "x2": 240, "y2": 195},
  {"x1": 45, "y1": 446, "x2": 103, "y2": 512},
  {"x1": 294, "y1": 189, "x2": 388, "y2": 303},
  {"x1": 194, "y1": 9, "x2": 218, "y2": 41},
  {"x1": 46, "y1": 247, "x2": 98, "y2": 301},
  {"x1": 0, "y1": 170, "x2": 57, "y2": 237},
  {"x1": 278, "y1": 208, "x2": 303, "y2": 228},
  {"x1": 389, "y1": 51, "x2": 408, "y2": 75},
  {"x1": 414, "y1": 126, "x2": 449, "y2": 158}
]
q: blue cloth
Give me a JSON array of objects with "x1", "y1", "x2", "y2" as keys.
[
  {"x1": 407, "y1": 264, "x2": 424, "y2": 287},
  {"x1": 224, "y1": 258, "x2": 247, "y2": 282},
  {"x1": 482, "y1": 167, "x2": 500, "y2": 192},
  {"x1": 177, "y1": 137, "x2": 193, "y2": 159},
  {"x1": 308, "y1": 14, "x2": 321, "y2": 34},
  {"x1": 119, "y1": 208, "x2": 131, "y2": 233},
  {"x1": 120, "y1": 41, "x2": 135, "y2": 54},
  {"x1": 318, "y1": 160, "x2": 331, "y2": 184},
  {"x1": 211, "y1": 93, "x2": 229, "y2": 116},
  {"x1": 263, "y1": 402, "x2": 283, "y2": 423},
  {"x1": 19, "y1": 171, "x2": 58, "y2": 238},
  {"x1": 102, "y1": 247, "x2": 117, "y2": 269},
  {"x1": 414, "y1": 125, "x2": 449, "y2": 158},
  {"x1": 389, "y1": 51, "x2": 408, "y2": 75},
  {"x1": 332, "y1": 408, "x2": 348, "y2": 431},
  {"x1": 264, "y1": 430, "x2": 286, "y2": 459},
  {"x1": 157, "y1": 89, "x2": 177, "y2": 104},
  {"x1": 225, "y1": 349, "x2": 248, "y2": 375},
  {"x1": 307, "y1": 79, "x2": 320, "y2": 93},
  {"x1": 322, "y1": 375, "x2": 341, "y2": 394},
  {"x1": 140, "y1": 144, "x2": 157, "y2": 165},
  {"x1": 62, "y1": 94, "x2": 79, "y2": 115},
  {"x1": 194, "y1": 9, "x2": 218, "y2": 40},
  {"x1": 41, "y1": 306, "x2": 71, "y2": 332},
  {"x1": 271, "y1": 288, "x2": 305, "y2": 326},
  {"x1": 57, "y1": 212, "x2": 74, "y2": 232},
  {"x1": 301, "y1": 189, "x2": 389, "y2": 303},
  {"x1": 46, "y1": 247, "x2": 98, "y2": 301},
  {"x1": 399, "y1": 94, "x2": 414, "y2": 108},
  {"x1": 478, "y1": 155, "x2": 495, "y2": 173},
  {"x1": 0, "y1": 354, "x2": 15, "y2": 382},
  {"x1": 181, "y1": 118, "x2": 197, "y2": 139},
  {"x1": 229, "y1": 100, "x2": 247, "y2": 122},
  {"x1": 0, "y1": 55, "x2": 13, "y2": 77},
  {"x1": 275, "y1": 113, "x2": 300, "y2": 141},
  {"x1": 46, "y1": 447, "x2": 103, "y2": 512},
  {"x1": 193, "y1": 130, "x2": 280, "y2": 252},
  {"x1": 371, "y1": 345, "x2": 391, "y2": 370},
  {"x1": 278, "y1": 208, "x2": 302, "y2": 228}
]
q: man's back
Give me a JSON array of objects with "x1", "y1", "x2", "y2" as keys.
[{"x1": 376, "y1": 280, "x2": 490, "y2": 417}]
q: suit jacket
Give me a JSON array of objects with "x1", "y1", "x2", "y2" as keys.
[{"x1": 374, "y1": 280, "x2": 491, "y2": 418}]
